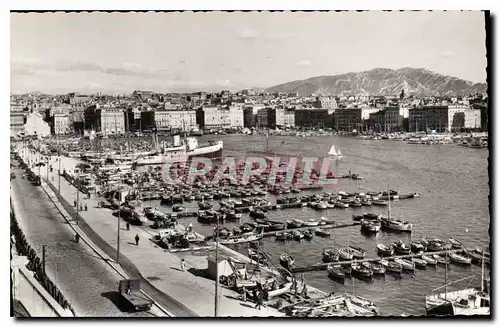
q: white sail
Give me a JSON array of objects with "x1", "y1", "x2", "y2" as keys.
[{"x1": 328, "y1": 145, "x2": 338, "y2": 156}]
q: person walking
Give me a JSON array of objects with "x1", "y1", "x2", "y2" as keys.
[
  {"x1": 135, "y1": 234, "x2": 140, "y2": 246},
  {"x1": 126, "y1": 223, "x2": 130, "y2": 231},
  {"x1": 240, "y1": 286, "x2": 247, "y2": 302},
  {"x1": 180, "y1": 258, "x2": 186, "y2": 271}
]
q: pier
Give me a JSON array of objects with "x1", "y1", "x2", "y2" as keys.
[
  {"x1": 290, "y1": 249, "x2": 467, "y2": 273},
  {"x1": 262, "y1": 222, "x2": 359, "y2": 237}
]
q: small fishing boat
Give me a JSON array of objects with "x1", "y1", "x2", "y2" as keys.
[
  {"x1": 268, "y1": 282, "x2": 293, "y2": 299},
  {"x1": 380, "y1": 259, "x2": 402, "y2": 273},
  {"x1": 198, "y1": 201, "x2": 212, "y2": 210},
  {"x1": 351, "y1": 262, "x2": 373, "y2": 279},
  {"x1": 393, "y1": 240, "x2": 411, "y2": 255},
  {"x1": 322, "y1": 248, "x2": 339, "y2": 263},
  {"x1": 421, "y1": 255, "x2": 438, "y2": 266},
  {"x1": 267, "y1": 221, "x2": 286, "y2": 231},
  {"x1": 327, "y1": 264, "x2": 346, "y2": 283},
  {"x1": 314, "y1": 201, "x2": 328, "y2": 210},
  {"x1": 372, "y1": 199, "x2": 389, "y2": 206},
  {"x1": 218, "y1": 229, "x2": 264, "y2": 245},
  {"x1": 360, "y1": 220, "x2": 381, "y2": 233},
  {"x1": 449, "y1": 252, "x2": 472, "y2": 265},
  {"x1": 335, "y1": 202, "x2": 349, "y2": 209},
  {"x1": 363, "y1": 212, "x2": 380, "y2": 220},
  {"x1": 293, "y1": 230, "x2": 304, "y2": 241},
  {"x1": 448, "y1": 238, "x2": 463, "y2": 249},
  {"x1": 302, "y1": 219, "x2": 320, "y2": 227},
  {"x1": 279, "y1": 253, "x2": 295, "y2": 269},
  {"x1": 314, "y1": 228, "x2": 332, "y2": 238},
  {"x1": 348, "y1": 245, "x2": 366, "y2": 259},
  {"x1": 394, "y1": 258, "x2": 415, "y2": 271},
  {"x1": 465, "y1": 250, "x2": 485, "y2": 265},
  {"x1": 377, "y1": 244, "x2": 394, "y2": 256},
  {"x1": 432, "y1": 254, "x2": 450, "y2": 265},
  {"x1": 426, "y1": 239, "x2": 445, "y2": 252},
  {"x1": 249, "y1": 207, "x2": 267, "y2": 219},
  {"x1": 366, "y1": 262, "x2": 386, "y2": 275},
  {"x1": 275, "y1": 231, "x2": 292, "y2": 242},
  {"x1": 303, "y1": 229, "x2": 314, "y2": 240},
  {"x1": 380, "y1": 218, "x2": 413, "y2": 233},
  {"x1": 172, "y1": 204, "x2": 185, "y2": 212},
  {"x1": 286, "y1": 219, "x2": 304, "y2": 229},
  {"x1": 412, "y1": 257, "x2": 428, "y2": 269},
  {"x1": 338, "y1": 248, "x2": 354, "y2": 260},
  {"x1": 411, "y1": 241, "x2": 426, "y2": 253}
]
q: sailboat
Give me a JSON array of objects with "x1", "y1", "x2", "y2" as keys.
[
  {"x1": 328, "y1": 145, "x2": 343, "y2": 159},
  {"x1": 425, "y1": 251, "x2": 490, "y2": 316},
  {"x1": 380, "y1": 184, "x2": 413, "y2": 233}
]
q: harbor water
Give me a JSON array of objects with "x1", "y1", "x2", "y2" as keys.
[{"x1": 152, "y1": 134, "x2": 490, "y2": 316}]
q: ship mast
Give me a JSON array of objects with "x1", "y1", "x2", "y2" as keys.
[{"x1": 388, "y1": 184, "x2": 391, "y2": 220}]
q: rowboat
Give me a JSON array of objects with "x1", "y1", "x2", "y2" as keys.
[
  {"x1": 322, "y1": 248, "x2": 339, "y2": 263},
  {"x1": 268, "y1": 282, "x2": 293, "y2": 298},
  {"x1": 302, "y1": 219, "x2": 320, "y2": 227},
  {"x1": 293, "y1": 230, "x2": 304, "y2": 241},
  {"x1": 377, "y1": 244, "x2": 394, "y2": 256},
  {"x1": 351, "y1": 262, "x2": 373, "y2": 279},
  {"x1": 303, "y1": 229, "x2": 315, "y2": 240},
  {"x1": 218, "y1": 229, "x2": 264, "y2": 245},
  {"x1": 421, "y1": 255, "x2": 438, "y2": 266},
  {"x1": 327, "y1": 264, "x2": 346, "y2": 283},
  {"x1": 365, "y1": 262, "x2": 386, "y2": 275},
  {"x1": 338, "y1": 248, "x2": 354, "y2": 260},
  {"x1": 448, "y1": 238, "x2": 463, "y2": 249},
  {"x1": 394, "y1": 258, "x2": 415, "y2": 271},
  {"x1": 449, "y1": 252, "x2": 472, "y2": 265},
  {"x1": 432, "y1": 254, "x2": 450, "y2": 265},
  {"x1": 393, "y1": 240, "x2": 411, "y2": 255},
  {"x1": 276, "y1": 231, "x2": 292, "y2": 242},
  {"x1": 412, "y1": 257, "x2": 428, "y2": 269},
  {"x1": 380, "y1": 259, "x2": 402, "y2": 273},
  {"x1": 348, "y1": 245, "x2": 366, "y2": 259}
]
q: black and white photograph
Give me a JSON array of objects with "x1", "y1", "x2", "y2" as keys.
[{"x1": 9, "y1": 8, "x2": 491, "y2": 319}]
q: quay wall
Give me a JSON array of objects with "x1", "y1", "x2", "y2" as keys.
[{"x1": 10, "y1": 199, "x2": 75, "y2": 317}]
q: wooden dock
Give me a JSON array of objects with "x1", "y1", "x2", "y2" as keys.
[
  {"x1": 290, "y1": 249, "x2": 466, "y2": 273},
  {"x1": 262, "y1": 222, "x2": 360, "y2": 237}
]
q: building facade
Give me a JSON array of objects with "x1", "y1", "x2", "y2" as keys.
[
  {"x1": 196, "y1": 106, "x2": 231, "y2": 129},
  {"x1": 229, "y1": 105, "x2": 244, "y2": 128},
  {"x1": 24, "y1": 112, "x2": 51, "y2": 137},
  {"x1": 408, "y1": 105, "x2": 480, "y2": 133},
  {"x1": 294, "y1": 108, "x2": 334, "y2": 128},
  {"x1": 154, "y1": 110, "x2": 197, "y2": 131},
  {"x1": 53, "y1": 113, "x2": 71, "y2": 135},
  {"x1": 333, "y1": 108, "x2": 363, "y2": 132},
  {"x1": 100, "y1": 108, "x2": 126, "y2": 135}
]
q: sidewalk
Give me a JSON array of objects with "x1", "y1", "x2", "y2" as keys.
[{"x1": 38, "y1": 151, "x2": 284, "y2": 317}]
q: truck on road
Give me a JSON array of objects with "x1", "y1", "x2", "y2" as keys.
[{"x1": 119, "y1": 279, "x2": 153, "y2": 312}]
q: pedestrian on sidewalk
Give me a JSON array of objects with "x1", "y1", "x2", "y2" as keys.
[
  {"x1": 75, "y1": 233, "x2": 80, "y2": 243},
  {"x1": 73, "y1": 200, "x2": 77, "y2": 207},
  {"x1": 240, "y1": 286, "x2": 247, "y2": 302},
  {"x1": 84, "y1": 203, "x2": 88, "y2": 211},
  {"x1": 180, "y1": 258, "x2": 186, "y2": 271},
  {"x1": 135, "y1": 234, "x2": 140, "y2": 246},
  {"x1": 126, "y1": 223, "x2": 130, "y2": 231}
]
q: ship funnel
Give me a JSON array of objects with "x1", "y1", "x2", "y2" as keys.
[{"x1": 173, "y1": 135, "x2": 181, "y2": 146}]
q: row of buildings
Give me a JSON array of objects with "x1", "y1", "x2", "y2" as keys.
[{"x1": 10, "y1": 91, "x2": 488, "y2": 137}]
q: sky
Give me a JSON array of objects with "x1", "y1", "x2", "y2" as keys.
[{"x1": 10, "y1": 11, "x2": 487, "y2": 94}]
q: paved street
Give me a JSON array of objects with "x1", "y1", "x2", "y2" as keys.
[{"x1": 10, "y1": 161, "x2": 153, "y2": 317}]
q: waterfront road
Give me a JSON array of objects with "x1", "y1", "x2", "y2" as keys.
[{"x1": 10, "y1": 162, "x2": 153, "y2": 317}]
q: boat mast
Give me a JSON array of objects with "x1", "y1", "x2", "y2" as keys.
[
  {"x1": 214, "y1": 214, "x2": 220, "y2": 317},
  {"x1": 481, "y1": 249, "x2": 485, "y2": 293},
  {"x1": 388, "y1": 184, "x2": 391, "y2": 220},
  {"x1": 444, "y1": 251, "x2": 448, "y2": 300}
]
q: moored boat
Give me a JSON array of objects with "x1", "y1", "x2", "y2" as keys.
[
  {"x1": 377, "y1": 243, "x2": 394, "y2": 256},
  {"x1": 421, "y1": 255, "x2": 438, "y2": 266},
  {"x1": 380, "y1": 259, "x2": 403, "y2": 273},
  {"x1": 412, "y1": 257, "x2": 428, "y2": 269},
  {"x1": 393, "y1": 240, "x2": 411, "y2": 255},
  {"x1": 394, "y1": 258, "x2": 415, "y2": 271},
  {"x1": 327, "y1": 264, "x2": 346, "y2": 283},
  {"x1": 360, "y1": 219, "x2": 381, "y2": 233},
  {"x1": 449, "y1": 252, "x2": 472, "y2": 265},
  {"x1": 322, "y1": 248, "x2": 339, "y2": 263},
  {"x1": 448, "y1": 238, "x2": 463, "y2": 249},
  {"x1": 351, "y1": 262, "x2": 373, "y2": 279}
]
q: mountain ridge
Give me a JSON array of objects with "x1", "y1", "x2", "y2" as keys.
[{"x1": 265, "y1": 68, "x2": 487, "y2": 96}]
